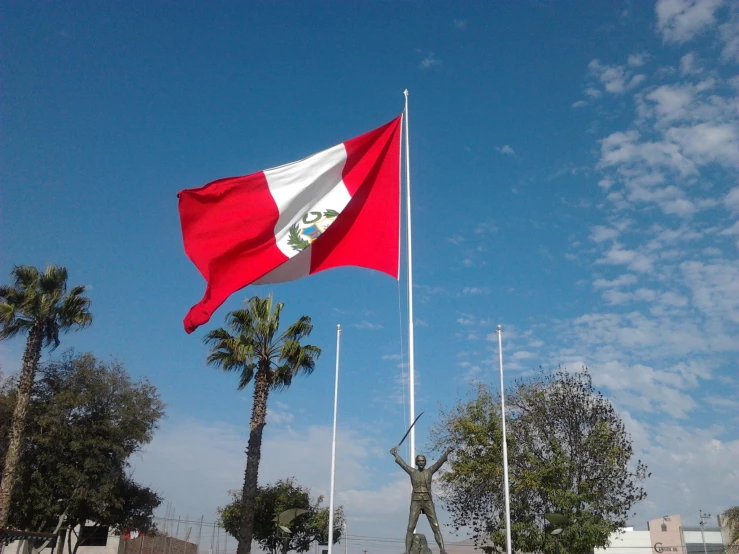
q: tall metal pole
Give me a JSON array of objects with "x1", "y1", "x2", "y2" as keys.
[
  {"x1": 403, "y1": 89, "x2": 417, "y2": 462},
  {"x1": 328, "y1": 325, "x2": 342, "y2": 554},
  {"x1": 196, "y1": 516, "x2": 204, "y2": 554},
  {"x1": 699, "y1": 510, "x2": 711, "y2": 554},
  {"x1": 497, "y1": 325, "x2": 512, "y2": 554}
]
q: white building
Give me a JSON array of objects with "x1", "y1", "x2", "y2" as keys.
[{"x1": 594, "y1": 514, "x2": 726, "y2": 554}]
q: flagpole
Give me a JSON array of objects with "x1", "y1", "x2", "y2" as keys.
[
  {"x1": 327, "y1": 324, "x2": 342, "y2": 554},
  {"x1": 403, "y1": 89, "x2": 416, "y2": 462},
  {"x1": 497, "y1": 325, "x2": 512, "y2": 554}
]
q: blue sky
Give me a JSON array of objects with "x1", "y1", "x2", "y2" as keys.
[{"x1": 2, "y1": 1, "x2": 738, "y2": 552}]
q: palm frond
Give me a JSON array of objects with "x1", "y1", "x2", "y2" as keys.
[
  {"x1": 39, "y1": 265, "x2": 68, "y2": 295},
  {"x1": 272, "y1": 341, "x2": 320, "y2": 391},
  {"x1": 225, "y1": 308, "x2": 255, "y2": 339},
  {"x1": 57, "y1": 288, "x2": 93, "y2": 330},
  {"x1": 0, "y1": 304, "x2": 26, "y2": 340},
  {"x1": 11, "y1": 265, "x2": 41, "y2": 289},
  {"x1": 204, "y1": 324, "x2": 258, "y2": 388},
  {"x1": 279, "y1": 315, "x2": 314, "y2": 343},
  {"x1": 205, "y1": 296, "x2": 320, "y2": 395}
]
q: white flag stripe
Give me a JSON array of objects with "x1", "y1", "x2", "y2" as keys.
[{"x1": 264, "y1": 143, "x2": 352, "y2": 259}]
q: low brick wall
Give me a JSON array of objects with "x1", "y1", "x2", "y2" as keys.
[{"x1": 118, "y1": 535, "x2": 198, "y2": 554}]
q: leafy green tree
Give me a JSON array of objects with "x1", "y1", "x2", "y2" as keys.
[
  {"x1": 430, "y1": 368, "x2": 649, "y2": 554},
  {"x1": 219, "y1": 478, "x2": 344, "y2": 554},
  {"x1": 204, "y1": 296, "x2": 321, "y2": 554},
  {"x1": 0, "y1": 351, "x2": 164, "y2": 545},
  {"x1": 0, "y1": 265, "x2": 93, "y2": 526}
]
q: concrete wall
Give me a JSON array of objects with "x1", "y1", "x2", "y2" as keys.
[{"x1": 595, "y1": 529, "x2": 652, "y2": 554}]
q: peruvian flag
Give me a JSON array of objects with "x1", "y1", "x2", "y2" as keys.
[{"x1": 179, "y1": 115, "x2": 402, "y2": 333}]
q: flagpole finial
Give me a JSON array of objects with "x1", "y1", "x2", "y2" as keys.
[
  {"x1": 404, "y1": 89, "x2": 409, "y2": 97},
  {"x1": 337, "y1": 324, "x2": 341, "y2": 332},
  {"x1": 497, "y1": 324, "x2": 502, "y2": 332}
]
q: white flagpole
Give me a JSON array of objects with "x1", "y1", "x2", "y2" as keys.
[
  {"x1": 328, "y1": 324, "x2": 342, "y2": 554},
  {"x1": 403, "y1": 89, "x2": 417, "y2": 462},
  {"x1": 497, "y1": 325, "x2": 512, "y2": 554}
]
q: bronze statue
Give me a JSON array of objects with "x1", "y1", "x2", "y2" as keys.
[{"x1": 390, "y1": 445, "x2": 453, "y2": 554}]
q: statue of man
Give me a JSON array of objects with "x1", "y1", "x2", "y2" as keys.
[{"x1": 390, "y1": 445, "x2": 453, "y2": 554}]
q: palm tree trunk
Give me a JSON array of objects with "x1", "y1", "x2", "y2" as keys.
[
  {"x1": 236, "y1": 366, "x2": 271, "y2": 554},
  {"x1": 0, "y1": 324, "x2": 43, "y2": 527}
]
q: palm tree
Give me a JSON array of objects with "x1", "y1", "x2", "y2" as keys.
[
  {"x1": 204, "y1": 296, "x2": 321, "y2": 554},
  {"x1": 0, "y1": 265, "x2": 92, "y2": 526}
]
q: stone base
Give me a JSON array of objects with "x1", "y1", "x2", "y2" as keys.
[{"x1": 411, "y1": 533, "x2": 433, "y2": 554}]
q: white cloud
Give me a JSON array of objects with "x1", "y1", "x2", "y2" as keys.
[
  {"x1": 628, "y1": 52, "x2": 649, "y2": 67},
  {"x1": 726, "y1": 185, "x2": 739, "y2": 212},
  {"x1": 680, "y1": 260, "x2": 739, "y2": 324},
  {"x1": 655, "y1": 0, "x2": 724, "y2": 43},
  {"x1": 511, "y1": 350, "x2": 536, "y2": 361},
  {"x1": 460, "y1": 286, "x2": 490, "y2": 295},
  {"x1": 452, "y1": 19, "x2": 467, "y2": 30},
  {"x1": 598, "y1": 130, "x2": 698, "y2": 177},
  {"x1": 720, "y1": 11, "x2": 739, "y2": 61},
  {"x1": 419, "y1": 52, "x2": 442, "y2": 70},
  {"x1": 351, "y1": 321, "x2": 384, "y2": 330},
  {"x1": 590, "y1": 225, "x2": 621, "y2": 242},
  {"x1": 598, "y1": 243, "x2": 655, "y2": 273},
  {"x1": 474, "y1": 220, "x2": 498, "y2": 235},
  {"x1": 495, "y1": 145, "x2": 516, "y2": 155},
  {"x1": 635, "y1": 423, "x2": 739, "y2": 518},
  {"x1": 589, "y1": 59, "x2": 647, "y2": 95},
  {"x1": 593, "y1": 273, "x2": 639, "y2": 289},
  {"x1": 664, "y1": 123, "x2": 739, "y2": 167},
  {"x1": 679, "y1": 52, "x2": 703, "y2": 74}
]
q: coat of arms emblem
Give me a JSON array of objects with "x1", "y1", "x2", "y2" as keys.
[{"x1": 287, "y1": 209, "x2": 339, "y2": 252}]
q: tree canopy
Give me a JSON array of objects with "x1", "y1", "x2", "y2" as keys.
[
  {"x1": 0, "y1": 351, "x2": 164, "y2": 545},
  {"x1": 219, "y1": 477, "x2": 344, "y2": 554},
  {"x1": 430, "y1": 368, "x2": 649, "y2": 554}
]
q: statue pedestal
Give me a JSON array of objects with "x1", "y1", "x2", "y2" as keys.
[{"x1": 410, "y1": 534, "x2": 432, "y2": 554}]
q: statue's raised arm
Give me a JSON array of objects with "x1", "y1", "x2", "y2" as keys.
[
  {"x1": 389, "y1": 445, "x2": 413, "y2": 474},
  {"x1": 428, "y1": 446, "x2": 453, "y2": 474}
]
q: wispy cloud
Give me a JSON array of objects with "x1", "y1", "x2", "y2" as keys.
[
  {"x1": 588, "y1": 58, "x2": 647, "y2": 94},
  {"x1": 452, "y1": 18, "x2": 467, "y2": 30},
  {"x1": 474, "y1": 220, "x2": 498, "y2": 235},
  {"x1": 459, "y1": 286, "x2": 491, "y2": 296},
  {"x1": 419, "y1": 52, "x2": 442, "y2": 70},
  {"x1": 351, "y1": 321, "x2": 384, "y2": 330},
  {"x1": 495, "y1": 144, "x2": 516, "y2": 155},
  {"x1": 627, "y1": 52, "x2": 650, "y2": 67}
]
